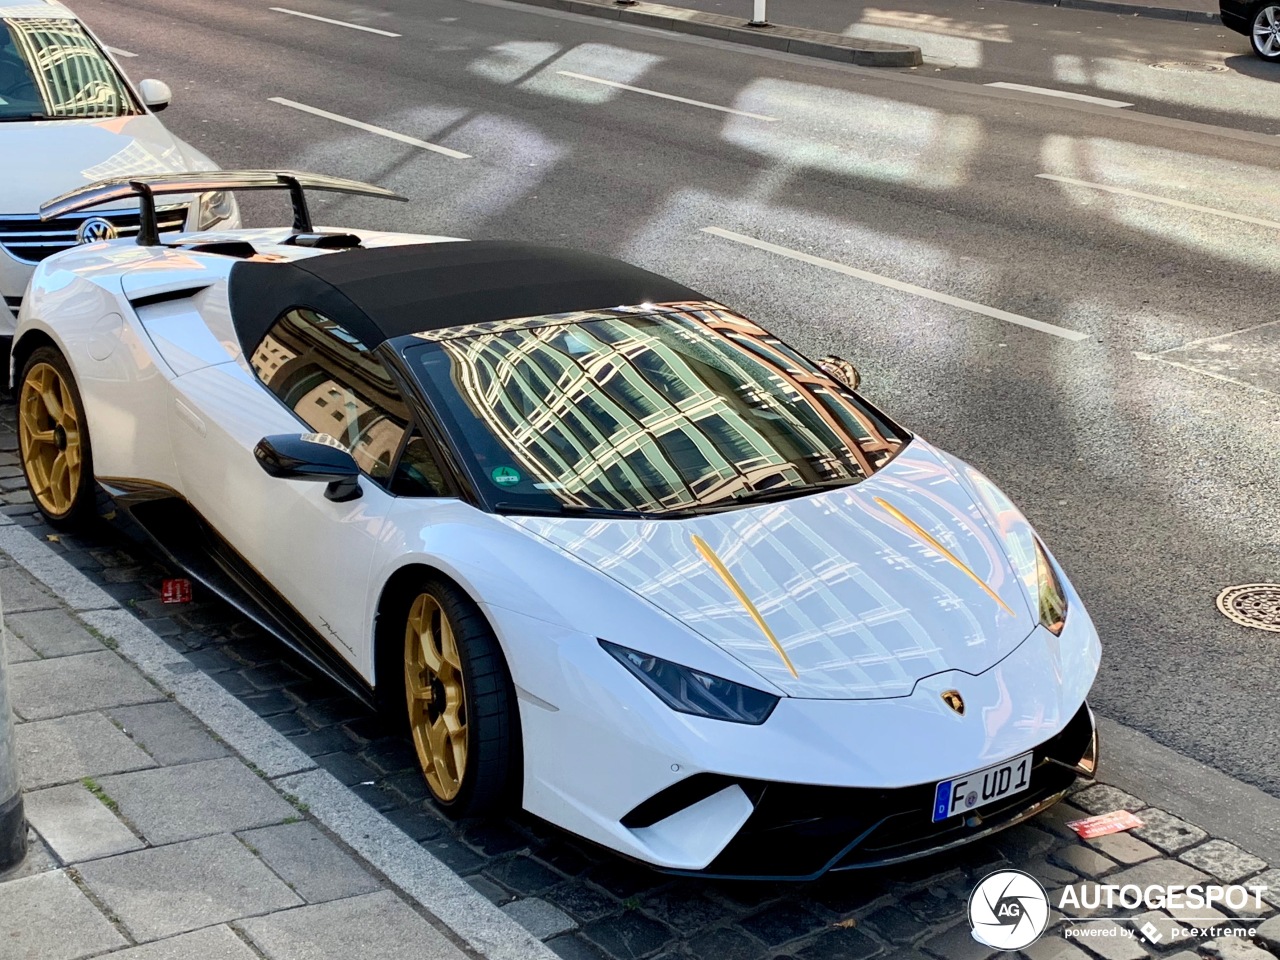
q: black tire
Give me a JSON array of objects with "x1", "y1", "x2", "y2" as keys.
[
  {"x1": 16, "y1": 345, "x2": 96, "y2": 529},
  {"x1": 1251, "y1": 4, "x2": 1280, "y2": 60},
  {"x1": 393, "y1": 577, "x2": 519, "y2": 818}
]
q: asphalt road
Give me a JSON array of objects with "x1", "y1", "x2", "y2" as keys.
[
  {"x1": 663, "y1": 0, "x2": 1280, "y2": 133},
  {"x1": 60, "y1": 0, "x2": 1280, "y2": 796}
]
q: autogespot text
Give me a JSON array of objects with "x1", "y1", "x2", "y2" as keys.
[{"x1": 1058, "y1": 883, "x2": 1267, "y2": 911}]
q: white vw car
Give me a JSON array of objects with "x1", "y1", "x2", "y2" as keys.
[
  {"x1": 0, "y1": 1, "x2": 238, "y2": 345},
  {"x1": 14, "y1": 171, "x2": 1101, "y2": 879}
]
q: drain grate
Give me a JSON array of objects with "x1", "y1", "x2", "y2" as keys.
[
  {"x1": 1150, "y1": 61, "x2": 1229, "y2": 73},
  {"x1": 1216, "y1": 583, "x2": 1280, "y2": 632}
]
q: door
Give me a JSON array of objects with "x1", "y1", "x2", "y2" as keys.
[{"x1": 170, "y1": 307, "x2": 440, "y2": 681}]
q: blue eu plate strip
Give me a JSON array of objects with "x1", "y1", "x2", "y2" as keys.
[{"x1": 933, "y1": 781, "x2": 952, "y2": 822}]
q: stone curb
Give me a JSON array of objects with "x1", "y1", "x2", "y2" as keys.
[
  {"x1": 0, "y1": 520, "x2": 558, "y2": 960},
  {"x1": 1018, "y1": 0, "x2": 1221, "y2": 22},
  {"x1": 508, "y1": 0, "x2": 923, "y2": 66}
]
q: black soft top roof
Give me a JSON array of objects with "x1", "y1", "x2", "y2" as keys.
[{"x1": 228, "y1": 240, "x2": 705, "y2": 355}]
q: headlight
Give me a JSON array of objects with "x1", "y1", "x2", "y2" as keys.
[
  {"x1": 963, "y1": 467, "x2": 1068, "y2": 636},
  {"x1": 1034, "y1": 539, "x2": 1068, "y2": 636},
  {"x1": 196, "y1": 190, "x2": 234, "y2": 230},
  {"x1": 599, "y1": 640, "x2": 779, "y2": 725}
]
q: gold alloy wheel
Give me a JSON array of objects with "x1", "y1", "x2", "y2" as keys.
[
  {"x1": 18, "y1": 361, "x2": 83, "y2": 518},
  {"x1": 404, "y1": 593, "x2": 468, "y2": 801}
]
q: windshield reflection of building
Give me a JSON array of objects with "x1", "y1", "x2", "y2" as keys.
[
  {"x1": 437, "y1": 301, "x2": 901, "y2": 513},
  {"x1": 7, "y1": 18, "x2": 128, "y2": 118}
]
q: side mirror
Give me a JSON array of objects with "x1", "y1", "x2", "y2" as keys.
[
  {"x1": 254, "y1": 433, "x2": 362, "y2": 502},
  {"x1": 816, "y1": 355, "x2": 861, "y2": 392},
  {"x1": 137, "y1": 78, "x2": 172, "y2": 112}
]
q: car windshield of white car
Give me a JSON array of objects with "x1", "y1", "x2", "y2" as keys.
[
  {"x1": 0, "y1": 18, "x2": 141, "y2": 121},
  {"x1": 405, "y1": 303, "x2": 908, "y2": 518}
]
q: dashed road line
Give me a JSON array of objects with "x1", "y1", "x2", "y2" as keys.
[
  {"x1": 985, "y1": 82, "x2": 1132, "y2": 108},
  {"x1": 268, "y1": 97, "x2": 471, "y2": 159},
  {"x1": 701, "y1": 226, "x2": 1090, "y2": 342},
  {"x1": 106, "y1": 46, "x2": 137, "y2": 58},
  {"x1": 556, "y1": 71, "x2": 778, "y2": 121},
  {"x1": 269, "y1": 7, "x2": 401, "y2": 36},
  {"x1": 1038, "y1": 174, "x2": 1280, "y2": 232}
]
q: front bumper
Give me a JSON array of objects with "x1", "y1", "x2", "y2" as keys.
[{"x1": 639, "y1": 701, "x2": 1098, "y2": 880}]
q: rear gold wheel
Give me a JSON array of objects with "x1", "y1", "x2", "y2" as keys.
[
  {"x1": 17, "y1": 348, "x2": 93, "y2": 527},
  {"x1": 405, "y1": 593, "x2": 469, "y2": 802}
]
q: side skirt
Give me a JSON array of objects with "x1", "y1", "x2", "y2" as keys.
[{"x1": 101, "y1": 479, "x2": 377, "y2": 709}]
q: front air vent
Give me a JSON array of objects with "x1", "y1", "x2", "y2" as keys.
[{"x1": 622, "y1": 774, "x2": 759, "y2": 828}]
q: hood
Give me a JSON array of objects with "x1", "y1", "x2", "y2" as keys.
[
  {"x1": 508, "y1": 440, "x2": 1039, "y2": 700},
  {"x1": 0, "y1": 114, "x2": 210, "y2": 214}
]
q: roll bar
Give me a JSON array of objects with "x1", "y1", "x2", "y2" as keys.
[{"x1": 39, "y1": 170, "x2": 408, "y2": 246}]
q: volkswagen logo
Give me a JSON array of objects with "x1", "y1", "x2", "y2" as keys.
[{"x1": 76, "y1": 217, "x2": 118, "y2": 244}]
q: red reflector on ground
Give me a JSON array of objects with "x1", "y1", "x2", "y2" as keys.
[
  {"x1": 161, "y1": 578, "x2": 192, "y2": 604},
  {"x1": 1067, "y1": 810, "x2": 1144, "y2": 839}
]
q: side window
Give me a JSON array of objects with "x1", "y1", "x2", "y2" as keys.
[
  {"x1": 390, "y1": 430, "x2": 446, "y2": 497},
  {"x1": 252, "y1": 308, "x2": 416, "y2": 488}
]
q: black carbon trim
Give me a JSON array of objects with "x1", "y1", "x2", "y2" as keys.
[
  {"x1": 639, "y1": 701, "x2": 1096, "y2": 880},
  {"x1": 116, "y1": 492, "x2": 375, "y2": 707},
  {"x1": 128, "y1": 285, "x2": 212, "y2": 310}
]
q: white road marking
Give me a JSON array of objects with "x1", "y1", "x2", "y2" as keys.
[
  {"x1": 1155, "y1": 317, "x2": 1280, "y2": 354},
  {"x1": 269, "y1": 97, "x2": 471, "y2": 159},
  {"x1": 1135, "y1": 352, "x2": 1278, "y2": 397},
  {"x1": 984, "y1": 81, "x2": 1132, "y2": 108},
  {"x1": 106, "y1": 46, "x2": 137, "y2": 58},
  {"x1": 269, "y1": 7, "x2": 401, "y2": 36},
  {"x1": 555, "y1": 71, "x2": 778, "y2": 121},
  {"x1": 1038, "y1": 174, "x2": 1280, "y2": 232},
  {"x1": 701, "y1": 226, "x2": 1090, "y2": 342}
]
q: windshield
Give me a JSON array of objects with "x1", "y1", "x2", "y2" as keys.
[
  {"x1": 406, "y1": 303, "x2": 907, "y2": 518},
  {"x1": 0, "y1": 18, "x2": 141, "y2": 121}
]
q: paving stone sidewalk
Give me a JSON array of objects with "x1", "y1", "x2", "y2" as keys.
[
  {"x1": 1, "y1": 397, "x2": 1280, "y2": 960},
  {"x1": 0, "y1": 559, "x2": 477, "y2": 960}
]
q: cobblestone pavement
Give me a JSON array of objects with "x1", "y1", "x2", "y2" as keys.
[{"x1": 1, "y1": 399, "x2": 1278, "y2": 960}]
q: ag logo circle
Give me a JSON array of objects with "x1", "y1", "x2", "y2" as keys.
[{"x1": 967, "y1": 869, "x2": 1049, "y2": 950}]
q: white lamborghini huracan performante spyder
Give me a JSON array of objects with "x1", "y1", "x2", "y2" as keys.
[{"x1": 13, "y1": 172, "x2": 1100, "y2": 880}]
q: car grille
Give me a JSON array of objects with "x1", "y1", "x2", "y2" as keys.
[
  {"x1": 3, "y1": 296, "x2": 19, "y2": 315},
  {"x1": 0, "y1": 206, "x2": 188, "y2": 263}
]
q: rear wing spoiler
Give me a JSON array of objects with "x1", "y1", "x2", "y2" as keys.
[{"x1": 39, "y1": 170, "x2": 408, "y2": 246}]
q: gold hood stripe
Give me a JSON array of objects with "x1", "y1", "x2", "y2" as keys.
[
  {"x1": 690, "y1": 534, "x2": 799, "y2": 679},
  {"x1": 873, "y1": 496, "x2": 1016, "y2": 618}
]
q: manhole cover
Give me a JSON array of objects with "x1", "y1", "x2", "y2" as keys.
[
  {"x1": 1150, "y1": 61, "x2": 1229, "y2": 73},
  {"x1": 1216, "y1": 583, "x2": 1280, "y2": 632}
]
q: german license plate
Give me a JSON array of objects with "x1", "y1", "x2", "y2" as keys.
[{"x1": 932, "y1": 752, "x2": 1033, "y2": 822}]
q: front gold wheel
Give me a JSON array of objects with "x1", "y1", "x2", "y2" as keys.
[
  {"x1": 405, "y1": 592, "x2": 469, "y2": 802},
  {"x1": 18, "y1": 358, "x2": 85, "y2": 521}
]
